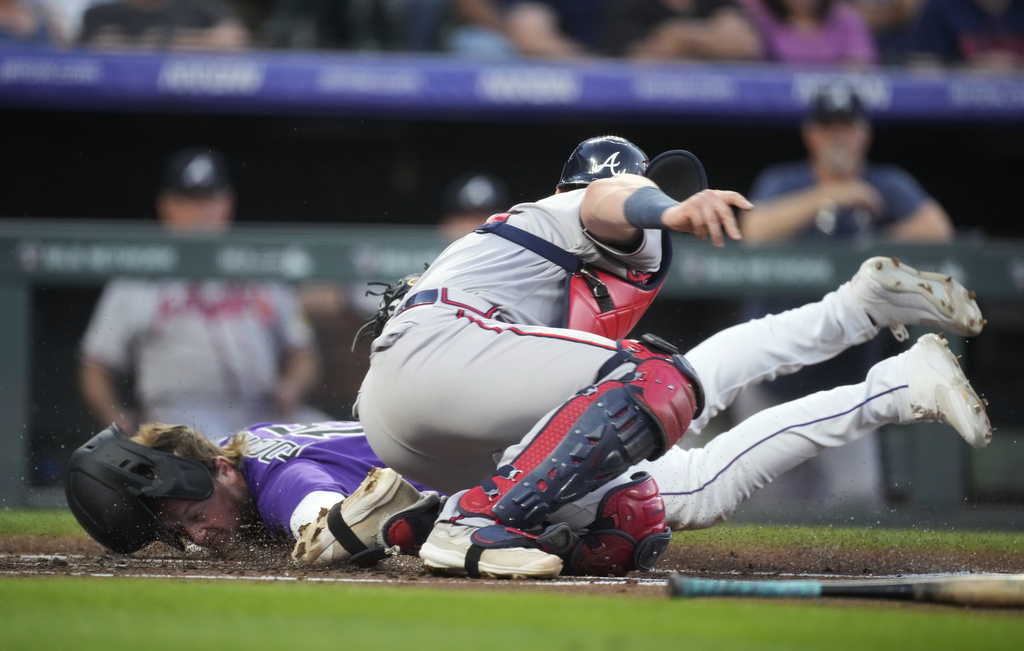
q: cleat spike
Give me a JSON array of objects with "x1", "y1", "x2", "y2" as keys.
[{"x1": 850, "y1": 257, "x2": 985, "y2": 339}]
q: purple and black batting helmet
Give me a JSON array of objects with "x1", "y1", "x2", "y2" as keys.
[
  {"x1": 557, "y1": 136, "x2": 650, "y2": 190},
  {"x1": 64, "y1": 424, "x2": 215, "y2": 554}
]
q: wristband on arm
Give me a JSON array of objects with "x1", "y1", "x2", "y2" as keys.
[{"x1": 623, "y1": 186, "x2": 678, "y2": 230}]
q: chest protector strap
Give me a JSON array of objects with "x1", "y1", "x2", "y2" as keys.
[{"x1": 476, "y1": 218, "x2": 672, "y2": 340}]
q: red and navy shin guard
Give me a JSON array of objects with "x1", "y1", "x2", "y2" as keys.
[{"x1": 458, "y1": 337, "x2": 699, "y2": 530}]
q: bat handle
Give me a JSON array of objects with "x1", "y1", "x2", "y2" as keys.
[{"x1": 668, "y1": 575, "x2": 822, "y2": 598}]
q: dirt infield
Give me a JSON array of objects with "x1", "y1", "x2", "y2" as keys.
[{"x1": 4, "y1": 534, "x2": 1023, "y2": 600}]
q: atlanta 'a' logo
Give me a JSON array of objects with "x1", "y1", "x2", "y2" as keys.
[{"x1": 592, "y1": 152, "x2": 624, "y2": 175}]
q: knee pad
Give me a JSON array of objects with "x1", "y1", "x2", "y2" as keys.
[
  {"x1": 567, "y1": 471, "x2": 672, "y2": 576},
  {"x1": 627, "y1": 333, "x2": 705, "y2": 419}
]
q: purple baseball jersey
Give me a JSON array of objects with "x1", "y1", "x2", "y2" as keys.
[{"x1": 221, "y1": 421, "x2": 434, "y2": 539}]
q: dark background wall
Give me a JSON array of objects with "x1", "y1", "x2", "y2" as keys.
[{"x1": 5, "y1": 108, "x2": 1023, "y2": 239}]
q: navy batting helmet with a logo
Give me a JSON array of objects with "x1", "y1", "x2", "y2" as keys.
[{"x1": 557, "y1": 136, "x2": 649, "y2": 190}]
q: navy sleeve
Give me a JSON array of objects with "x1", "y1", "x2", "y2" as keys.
[
  {"x1": 867, "y1": 165, "x2": 930, "y2": 226},
  {"x1": 908, "y1": 0, "x2": 963, "y2": 62}
]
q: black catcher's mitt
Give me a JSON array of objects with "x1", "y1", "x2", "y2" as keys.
[{"x1": 351, "y1": 271, "x2": 423, "y2": 350}]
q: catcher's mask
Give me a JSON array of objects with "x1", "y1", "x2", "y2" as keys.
[
  {"x1": 64, "y1": 423, "x2": 215, "y2": 554},
  {"x1": 557, "y1": 136, "x2": 650, "y2": 190}
]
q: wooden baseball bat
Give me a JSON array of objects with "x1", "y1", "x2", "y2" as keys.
[{"x1": 667, "y1": 573, "x2": 1024, "y2": 608}]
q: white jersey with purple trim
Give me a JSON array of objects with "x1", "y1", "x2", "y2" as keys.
[
  {"x1": 355, "y1": 187, "x2": 917, "y2": 531},
  {"x1": 564, "y1": 285, "x2": 909, "y2": 531}
]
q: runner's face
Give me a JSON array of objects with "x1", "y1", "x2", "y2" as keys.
[{"x1": 155, "y1": 460, "x2": 252, "y2": 551}]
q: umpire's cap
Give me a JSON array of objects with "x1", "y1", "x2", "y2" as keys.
[
  {"x1": 557, "y1": 136, "x2": 649, "y2": 190},
  {"x1": 64, "y1": 424, "x2": 215, "y2": 554}
]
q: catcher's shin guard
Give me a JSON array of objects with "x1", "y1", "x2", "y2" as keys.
[
  {"x1": 457, "y1": 338, "x2": 699, "y2": 529},
  {"x1": 567, "y1": 471, "x2": 671, "y2": 576}
]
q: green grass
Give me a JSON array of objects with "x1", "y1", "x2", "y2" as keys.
[
  {"x1": 0, "y1": 508, "x2": 86, "y2": 537},
  {"x1": 678, "y1": 522, "x2": 1024, "y2": 555},
  {"x1": 4, "y1": 511, "x2": 1023, "y2": 650},
  {"x1": 3, "y1": 577, "x2": 1023, "y2": 651}
]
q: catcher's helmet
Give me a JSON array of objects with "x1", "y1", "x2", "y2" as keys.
[
  {"x1": 557, "y1": 136, "x2": 650, "y2": 190},
  {"x1": 64, "y1": 424, "x2": 215, "y2": 554}
]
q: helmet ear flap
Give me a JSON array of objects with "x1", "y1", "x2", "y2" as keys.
[
  {"x1": 644, "y1": 150, "x2": 708, "y2": 201},
  {"x1": 65, "y1": 424, "x2": 215, "y2": 554}
]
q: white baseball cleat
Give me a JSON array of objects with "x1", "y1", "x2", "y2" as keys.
[
  {"x1": 905, "y1": 333, "x2": 991, "y2": 449},
  {"x1": 419, "y1": 520, "x2": 563, "y2": 579},
  {"x1": 850, "y1": 257, "x2": 985, "y2": 342},
  {"x1": 292, "y1": 467, "x2": 434, "y2": 565}
]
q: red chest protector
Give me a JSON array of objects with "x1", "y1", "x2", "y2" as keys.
[{"x1": 477, "y1": 216, "x2": 672, "y2": 341}]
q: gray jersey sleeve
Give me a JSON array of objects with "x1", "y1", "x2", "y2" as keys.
[
  {"x1": 79, "y1": 280, "x2": 153, "y2": 371},
  {"x1": 407, "y1": 190, "x2": 664, "y2": 327}
]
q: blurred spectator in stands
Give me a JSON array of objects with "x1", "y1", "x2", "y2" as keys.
[
  {"x1": 734, "y1": 84, "x2": 953, "y2": 508},
  {"x1": 255, "y1": 1, "x2": 345, "y2": 49},
  {"x1": 78, "y1": 0, "x2": 250, "y2": 50},
  {"x1": 740, "y1": 0, "x2": 879, "y2": 64},
  {"x1": 446, "y1": 0, "x2": 518, "y2": 57},
  {"x1": 257, "y1": 0, "x2": 449, "y2": 51},
  {"x1": 850, "y1": 0, "x2": 925, "y2": 63},
  {"x1": 742, "y1": 85, "x2": 953, "y2": 244},
  {"x1": 0, "y1": 0, "x2": 56, "y2": 46},
  {"x1": 501, "y1": 0, "x2": 610, "y2": 59},
  {"x1": 602, "y1": 0, "x2": 764, "y2": 60},
  {"x1": 906, "y1": 0, "x2": 1024, "y2": 70},
  {"x1": 79, "y1": 146, "x2": 329, "y2": 440},
  {"x1": 34, "y1": 0, "x2": 103, "y2": 44},
  {"x1": 742, "y1": 87, "x2": 953, "y2": 243},
  {"x1": 438, "y1": 172, "x2": 512, "y2": 240}
]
